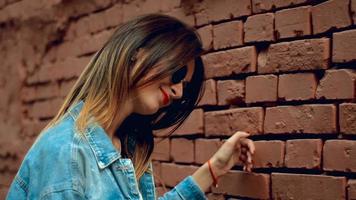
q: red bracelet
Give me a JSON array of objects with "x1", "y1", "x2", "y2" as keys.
[{"x1": 207, "y1": 159, "x2": 219, "y2": 188}]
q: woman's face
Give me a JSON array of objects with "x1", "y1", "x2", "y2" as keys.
[{"x1": 131, "y1": 59, "x2": 195, "y2": 115}]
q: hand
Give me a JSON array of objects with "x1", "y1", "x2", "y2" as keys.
[{"x1": 210, "y1": 131, "x2": 255, "y2": 177}]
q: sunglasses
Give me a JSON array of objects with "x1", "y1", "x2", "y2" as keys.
[{"x1": 171, "y1": 65, "x2": 188, "y2": 84}]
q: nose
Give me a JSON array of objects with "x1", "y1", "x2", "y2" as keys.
[{"x1": 169, "y1": 82, "x2": 184, "y2": 100}]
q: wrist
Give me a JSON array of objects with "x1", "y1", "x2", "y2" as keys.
[{"x1": 209, "y1": 157, "x2": 226, "y2": 178}]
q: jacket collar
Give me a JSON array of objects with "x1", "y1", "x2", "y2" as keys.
[{"x1": 68, "y1": 100, "x2": 121, "y2": 169}]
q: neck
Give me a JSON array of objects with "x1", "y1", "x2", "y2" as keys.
[{"x1": 106, "y1": 98, "x2": 134, "y2": 138}]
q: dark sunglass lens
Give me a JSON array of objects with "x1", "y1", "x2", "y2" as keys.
[{"x1": 171, "y1": 65, "x2": 187, "y2": 84}]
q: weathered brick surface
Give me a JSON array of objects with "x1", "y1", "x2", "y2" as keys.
[
  {"x1": 170, "y1": 138, "x2": 194, "y2": 163},
  {"x1": 195, "y1": 138, "x2": 222, "y2": 164},
  {"x1": 253, "y1": 140, "x2": 285, "y2": 168},
  {"x1": 197, "y1": 24, "x2": 213, "y2": 51},
  {"x1": 211, "y1": 170, "x2": 270, "y2": 199},
  {"x1": 205, "y1": 107, "x2": 264, "y2": 136},
  {"x1": 278, "y1": 73, "x2": 317, "y2": 101},
  {"x1": 198, "y1": 79, "x2": 217, "y2": 106},
  {"x1": 333, "y1": 29, "x2": 356, "y2": 63},
  {"x1": 252, "y1": 0, "x2": 308, "y2": 13},
  {"x1": 202, "y1": 46, "x2": 257, "y2": 79},
  {"x1": 152, "y1": 138, "x2": 170, "y2": 161},
  {"x1": 339, "y1": 103, "x2": 356, "y2": 135},
  {"x1": 258, "y1": 38, "x2": 330, "y2": 74},
  {"x1": 216, "y1": 80, "x2": 245, "y2": 105},
  {"x1": 213, "y1": 20, "x2": 243, "y2": 50},
  {"x1": 353, "y1": 0, "x2": 356, "y2": 24},
  {"x1": 152, "y1": 161, "x2": 162, "y2": 186},
  {"x1": 312, "y1": 0, "x2": 352, "y2": 34},
  {"x1": 264, "y1": 104, "x2": 337, "y2": 134},
  {"x1": 285, "y1": 139, "x2": 322, "y2": 169},
  {"x1": 175, "y1": 109, "x2": 204, "y2": 136},
  {"x1": 275, "y1": 6, "x2": 311, "y2": 39},
  {"x1": 160, "y1": 163, "x2": 198, "y2": 187},
  {"x1": 244, "y1": 13, "x2": 275, "y2": 43},
  {"x1": 316, "y1": 69, "x2": 356, "y2": 100},
  {"x1": 272, "y1": 173, "x2": 346, "y2": 200},
  {"x1": 194, "y1": 0, "x2": 251, "y2": 26},
  {"x1": 323, "y1": 140, "x2": 356, "y2": 172},
  {"x1": 348, "y1": 180, "x2": 356, "y2": 200},
  {"x1": 246, "y1": 74, "x2": 278, "y2": 103}
]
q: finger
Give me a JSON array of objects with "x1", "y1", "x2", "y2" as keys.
[
  {"x1": 241, "y1": 138, "x2": 255, "y2": 155},
  {"x1": 241, "y1": 147, "x2": 247, "y2": 154},
  {"x1": 246, "y1": 151, "x2": 252, "y2": 164},
  {"x1": 239, "y1": 154, "x2": 247, "y2": 162},
  {"x1": 227, "y1": 131, "x2": 250, "y2": 145}
]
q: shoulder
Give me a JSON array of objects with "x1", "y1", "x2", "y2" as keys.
[{"x1": 14, "y1": 115, "x2": 94, "y2": 197}]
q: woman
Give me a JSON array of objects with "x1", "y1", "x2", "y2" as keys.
[{"x1": 7, "y1": 14, "x2": 255, "y2": 199}]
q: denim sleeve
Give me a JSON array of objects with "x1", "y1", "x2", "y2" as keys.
[
  {"x1": 6, "y1": 176, "x2": 27, "y2": 200},
  {"x1": 158, "y1": 176, "x2": 207, "y2": 200}
]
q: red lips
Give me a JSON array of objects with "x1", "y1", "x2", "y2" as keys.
[{"x1": 160, "y1": 87, "x2": 169, "y2": 105}]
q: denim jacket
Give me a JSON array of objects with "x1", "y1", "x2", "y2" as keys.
[{"x1": 6, "y1": 101, "x2": 207, "y2": 200}]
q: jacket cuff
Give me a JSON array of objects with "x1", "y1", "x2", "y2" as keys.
[{"x1": 175, "y1": 175, "x2": 206, "y2": 200}]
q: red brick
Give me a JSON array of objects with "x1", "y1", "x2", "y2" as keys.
[
  {"x1": 198, "y1": 79, "x2": 217, "y2": 106},
  {"x1": 202, "y1": 46, "x2": 257, "y2": 79},
  {"x1": 65, "y1": 17, "x2": 91, "y2": 41},
  {"x1": 352, "y1": 0, "x2": 356, "y2": 24},
  {"x1": 28, "y1": 98, "x2": 63, "y2": 119},
  {"x1": 333, "y1": 29, "x2": 356, "y2": 63},
  {"x1": 217, "y1": 80, "x2": 245, "y2": 106},
  {"x1": 152, "y1": 138, "x2": 170, "y2": 161},
  {"x1": 160, "y1": 163, "x2": 198, "y2": 187},
  {"x1": 160, "y1": 0, "x2": 180, "y2": 12},
  {"x1": 258, "y1": 38, "x2": 330, "y2": 74},
  {"x1": 195, "y1": 138, "x2": 222, "y2": 164},
  {"x1": 278, "y1": 73, "x2": 317, "y2": 101},
  {"x1": 272, "y1": 173, "x2": 346, "y2": 200},
  {"x1": 57, "y1": 57, "x2": 89, "y2": 80},
  {"x1": 211, "y1": 170, "x2": 270, "y2": 199},
  {"x1": 87, "y1": 11, "x2": 109, "y2": 34},
  {"x1": 176, "y1": 109, "x2": 204, "y2": 136},
  {"x1": 316, "y1": 69, "x2": 356, "y2": 100},
  {"x1": 252, "y1": 0, "x2": 308, "y2": 13},
  {"x1": 194, "y1": 0, "x2": 251, "y2": 26},
  {"x1": 22, "y1": 119, "x2": 49, "y2": 137},
  {"x1": 312, "y1": 0, "x2": 352, "y2": 34},
  {"x1": 21, "y1": 83, "x2": 60, "y2": 103},
  {"x1": 275, "y1": 6, "x2": 311, "y2": 39},
  {"x1": 323, "y1": 140, "x2": 356, "y2": 172},
  {"x1": 244, "y1": 13, "x2": 275, "y2": 43},
  {"x1": 253, "y1": 140, "x2": 285, "y2": 168},
  {"x1": 340, "y1": 103, "x2": 356, "y2": 134},
  {"x1": 197, "y1": 24, "x2": 213, "y2": 51},
  {"x1": 246, "y1": 74, "x2": 277, "y2": 103},
  {"x1": 103, "y1": 3, "x2": 123, "y2": 29},
  {"x1": 152, "y1": 161, "x2": 162, "y2": 186},
  {"x1": 171, "y1": 138, "x2": 194, "y2": 163},
  {"x1": 285, "y1": 139, "x2": 322, "y2": 169},
  {"x1": 206, "y1": 193, "x2": 224, "y2": 200},
  {"x1": 348, "y1": 180, "x2": 356, "y2": 200},
  {"x1": 165, "y1": 7, "x2": 194, "y2": 26},
  {"x1": 213, "y1": 21, "x2": 243, "y2": 50},
  {"x1": 59, "y1": 79, "x2": 76, "y2": 98},
  {"x1": 205, "y1": 107, "x2": 264, "y2": 136},
  {"x1": 79, "y1": 30, "x2": 112, "y2": 56},
  {"x1": 264, "y1": 104, "x2": 337, "y2": 134}
]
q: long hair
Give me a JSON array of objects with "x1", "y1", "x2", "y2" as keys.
[{"x1": 44, "y1": 14, "x2": 205, "y2": 181}]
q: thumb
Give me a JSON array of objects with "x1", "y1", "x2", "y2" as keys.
[{"x1": 227, "y1": 131, "x2": 250, "y2": 144}]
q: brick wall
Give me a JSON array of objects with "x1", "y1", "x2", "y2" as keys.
[{"x1": 0, "y1": 0, "x2": 355, "y2": 199}]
